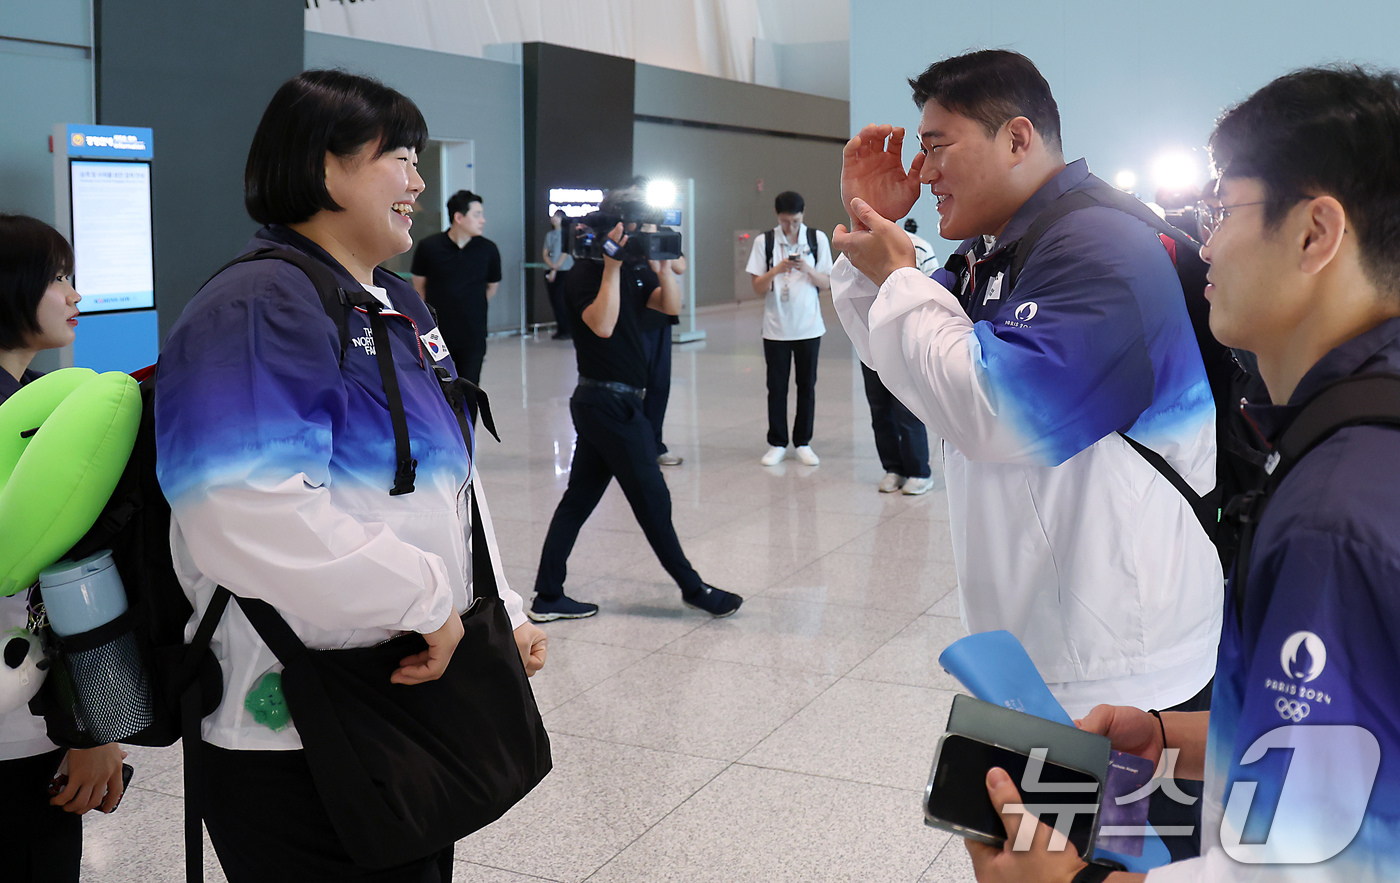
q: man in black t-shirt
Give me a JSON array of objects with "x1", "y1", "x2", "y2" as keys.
[
  {"x1": 529, "y1": 197, "x2": 741, "y2": 621},
  {"x1": 411, "y1": 189, "x2": 502, "y2": 386}
]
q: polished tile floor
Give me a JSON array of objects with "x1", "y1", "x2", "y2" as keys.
[{"x1": 80, "y1": 300, "x2": 978, "y2": 882}]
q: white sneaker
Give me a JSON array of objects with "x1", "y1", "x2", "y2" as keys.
[
  {"x1": 795, "y1": 445, "x2": 820, "y2": 466},
  {"x1": 760, "y1": 445, "x2": 787, "y2": 466},
  {"x1": 902, "y1": 476, "x2": 936, "y2": 495},
  {"x1": 878, "y1": 473, "x2": 906, "y2": 493}
]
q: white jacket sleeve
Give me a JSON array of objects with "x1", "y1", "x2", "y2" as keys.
[{"x1": 831, "y1": 256, "x2": 1027, "y2": 463}]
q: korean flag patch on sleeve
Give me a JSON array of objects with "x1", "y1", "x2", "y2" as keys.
[{"x1": 421, "y1": 327, "x2": 451, "y2": 362}]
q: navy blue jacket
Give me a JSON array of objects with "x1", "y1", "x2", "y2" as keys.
[{"x1": 1195, "y1": 316, "x2": 1400, "y2": 875}]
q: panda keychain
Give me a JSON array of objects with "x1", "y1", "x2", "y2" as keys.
[{"x1": 0, "y1": 626, "x2": 48, "y2": 715}]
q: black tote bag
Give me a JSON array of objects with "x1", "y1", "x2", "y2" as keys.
[{"x1": 234, "y1": 487, "x2": 551, "y2": 869}]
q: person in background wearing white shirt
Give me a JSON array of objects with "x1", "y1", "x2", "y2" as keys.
[{"x1": 746, "y1": 191, "x2": 834, "y2": 467}]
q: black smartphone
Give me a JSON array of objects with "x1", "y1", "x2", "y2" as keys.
[
  {"x1": 106, "y1": 762, "x2": 134, "y2": 813},
  {"x1": 48, "y1": 758, "x2": 134, "y2": 811},
  {"x1": 924, "y1": 733, "x2": 1102, "y2": 857}
]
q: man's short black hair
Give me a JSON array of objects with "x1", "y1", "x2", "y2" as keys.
[
  {"x1": 447, "y1": 190, "x2": 483, "y2": 220},
  {"x1": 774, "y1": 191, "x2": 804, "y2": 215},
  {"x1": 908, "y1": 50, "x2": 1062, "y2": 153},
  {"x1": 1211, "y1": 65, "x2": 1400, "y2": 298},
  {"x1": 245, "y1": 69, "x2": 428, "y2": 226},
  {"x1": 0, "y1": 214, "x2": 74, "y2": 350}
]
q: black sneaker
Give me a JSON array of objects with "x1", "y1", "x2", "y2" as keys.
[
  {"x1": 528, "y1": 594, "x2": 599, "y2": 622},
  {"x1": 681, "y1": 584, "x2": 743, "y2": 617}
]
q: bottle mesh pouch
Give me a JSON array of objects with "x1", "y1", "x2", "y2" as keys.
[{"x1": 34, "y1": 607, "x2": 157, "y2": 747}]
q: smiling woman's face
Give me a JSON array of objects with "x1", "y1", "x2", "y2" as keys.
[{"x1": 323, "y1": 140, "x2": 425, "y2": 264}]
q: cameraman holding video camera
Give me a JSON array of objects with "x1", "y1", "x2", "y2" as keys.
[{"x1": 528, "y1": 187, "x2": 741, "y2": 622}]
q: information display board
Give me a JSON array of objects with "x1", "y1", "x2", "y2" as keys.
[
  {"x1": 69, "y1": 160, "x2": 155, "y2": 312},
  {"x1": 54, "y1": 124, "x2": 156, "y2": 316}
]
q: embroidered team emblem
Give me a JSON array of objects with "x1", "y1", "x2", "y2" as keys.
[{"x1": 420, "y1": 327, "x2": 451, "y2": 362}]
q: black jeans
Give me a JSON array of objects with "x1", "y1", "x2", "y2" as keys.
[
  {"x1": 0, "y1": 748, "x2": 81, "y2": 883},
  {"x1": 534, "y1": 384, "x2": 702, "y2": 598},
  {"x1": 861, "y1": 364, "x2": 931, "y2": 478},
  {"x1": 763, "y1": 336, "x2": 820, "y2": 447},
  {"x1": 201, "y1": 744, "x2": 454, "y2": 883},
  {"x1": 641, "y1": 323, "x2": 673, "y2": 454},
  {"x1": 545, "y1": 269, "x2": 571, "y2": 336}
]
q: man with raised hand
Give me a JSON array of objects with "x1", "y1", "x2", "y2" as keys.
[{"x1": 831, "y1": 51, "x2": 1221, "y2": 852}]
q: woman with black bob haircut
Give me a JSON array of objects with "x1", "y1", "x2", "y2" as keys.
[
  {"x1": 0, "y1": 214, "x2": 131, "y2": 883},
  {"x1": 0, "y1": 214, "x2": 80, "y2": 367},
  {"x1": 155, "y1": 70, "x2": 546, "y2": 882}
]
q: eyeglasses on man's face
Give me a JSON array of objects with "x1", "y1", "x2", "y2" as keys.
[
  {"x1": 1195, "y1": 194, "x2": 1312, "y2": 243},
  {"x1": 1194, "y1": 200, "x2": 1271, "y2": 243}
]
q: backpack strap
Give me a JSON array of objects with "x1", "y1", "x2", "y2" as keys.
[
  {"x1": 1229, "y1": 373, "x2": 1400, "y2": 620},
  {"x1": 1117, "y1": 431, "x2": 1216, "y2": 540},
  {"x1": 1007, "y1": 183, "x2": 1199, "y2": 289},
  {"x1": 358, "y1": 297, "x2": 418, "y2": 496},
  {"x1": 806, "y1": 226, "x2": 819, "y2": 263},
  {"x1": 764, "y1": 229, "x2": 775, "y2": 271},
  {"x1": 181, "y1": 585, "x2": 231, "y2": 883},
  {"x1": 205, "y1": 247, "x2": 353, "y2": 361}
]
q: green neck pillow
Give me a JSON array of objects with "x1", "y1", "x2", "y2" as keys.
[{"x1": 0, "y1": 368, "x2": 141, "y2": 597}]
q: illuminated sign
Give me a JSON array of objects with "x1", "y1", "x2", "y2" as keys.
[
  {"x1": 66, "y1": 124, "x2": 154, "y2": 159},
  {"x1": 548, "y1": 187, "x2": 602, "y2": 218},
  {"x1": 70, "y1": 160, "x2": 155, "y2": 312}
]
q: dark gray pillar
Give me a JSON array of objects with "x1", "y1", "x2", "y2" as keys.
[
  {"x1": 95, "y1": 0, "x2": 303, "y2": 341},
  {"x1": 522, "y1": 43, "x2": 635, "y2": 326}
]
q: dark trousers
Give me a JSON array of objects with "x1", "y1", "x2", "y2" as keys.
[
  {"x1": 534, "y1": 385, "x2": 702, "y2": 598},
  {"x1": 545, "y1": 270, "x2": 571, "y2": 336},
  {"x1": 763, "y1": 336, "x2": 820, "y2": 447},
  {"x1": 447, "y1": 334, "x2": 486, "y2": 388},
  {"x1": 641, "y1": 324, "x2": 673, "y2": 454},
  {"x1": 0, "y1": 749, "x2": 81, "y2": 883},
  {"x1": 1148, "y1": 680, "x2": 1212, "y2": 862},
  {"x1": 201, "y1": 744, "x2": 454, "y2": 883},
  {"x1": 861, "y1": 364, "x2": 931, "y2": 478}
]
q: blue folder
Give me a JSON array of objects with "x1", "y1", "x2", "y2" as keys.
[{"x1": 938, "y1": 630, "x2": 1172, "y2": 873}]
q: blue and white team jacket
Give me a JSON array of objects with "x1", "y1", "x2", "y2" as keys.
[
  {"x1": 1151, "y1": 318, "x2": 1400, "y2": 883},
  {"x1": 833, "y1": 161, "x2": 1222, "y2": 715},
  {"x1": 156, "y1": 225, "x2": 524, "y2": 751}
]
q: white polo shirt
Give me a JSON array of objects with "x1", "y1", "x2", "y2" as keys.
[{"x1": 746, "y1": 223, "x2": 833, "y2": 341}]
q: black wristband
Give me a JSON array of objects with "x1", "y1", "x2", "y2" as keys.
[
  {"x1": 1071, "y1": 860, "x2": 1120, "y2": 883},
  {"x1": 1147, "y1": 708, "x2": 1169, "y2": 755}
]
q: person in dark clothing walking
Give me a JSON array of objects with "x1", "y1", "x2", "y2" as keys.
[
  {"x1": 411, "y1": 189, "x2": 501, "y2": 386},
  {"x1": 529, "y1": 188, "x2": 740, "y2": 622},
  {"x1": 861, "y1": 364, "x2": 935, "y2": 495}
]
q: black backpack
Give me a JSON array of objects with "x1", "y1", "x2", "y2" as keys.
[
  {"x1": 1227, "y1": 373, "x2": 1400, "y2": 619},
  {"x1": 951, "y1": 180, "x2": 1272, "y2": 566},
  {"x1": 764, "y1": 226, "x2": 821, "y2": 270},
  {"x1": 35, "y1": 247, "x2": 499, "y2": 750}
]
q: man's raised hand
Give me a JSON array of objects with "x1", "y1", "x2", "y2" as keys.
[
  {"x1": 841, "y1": 124, "x2": 924, "y2": 229},
  {"x1": 832, "y1": 197, "x2": 917, "y2": 287}
]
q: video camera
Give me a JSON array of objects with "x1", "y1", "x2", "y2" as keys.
[{"x1": 568, "y1": 190, "x2": 683, "y2": 262}]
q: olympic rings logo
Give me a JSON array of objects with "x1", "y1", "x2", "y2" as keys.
[{"x1": 1276, "y1": 697, "x2": 1310, "y2": 722}]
